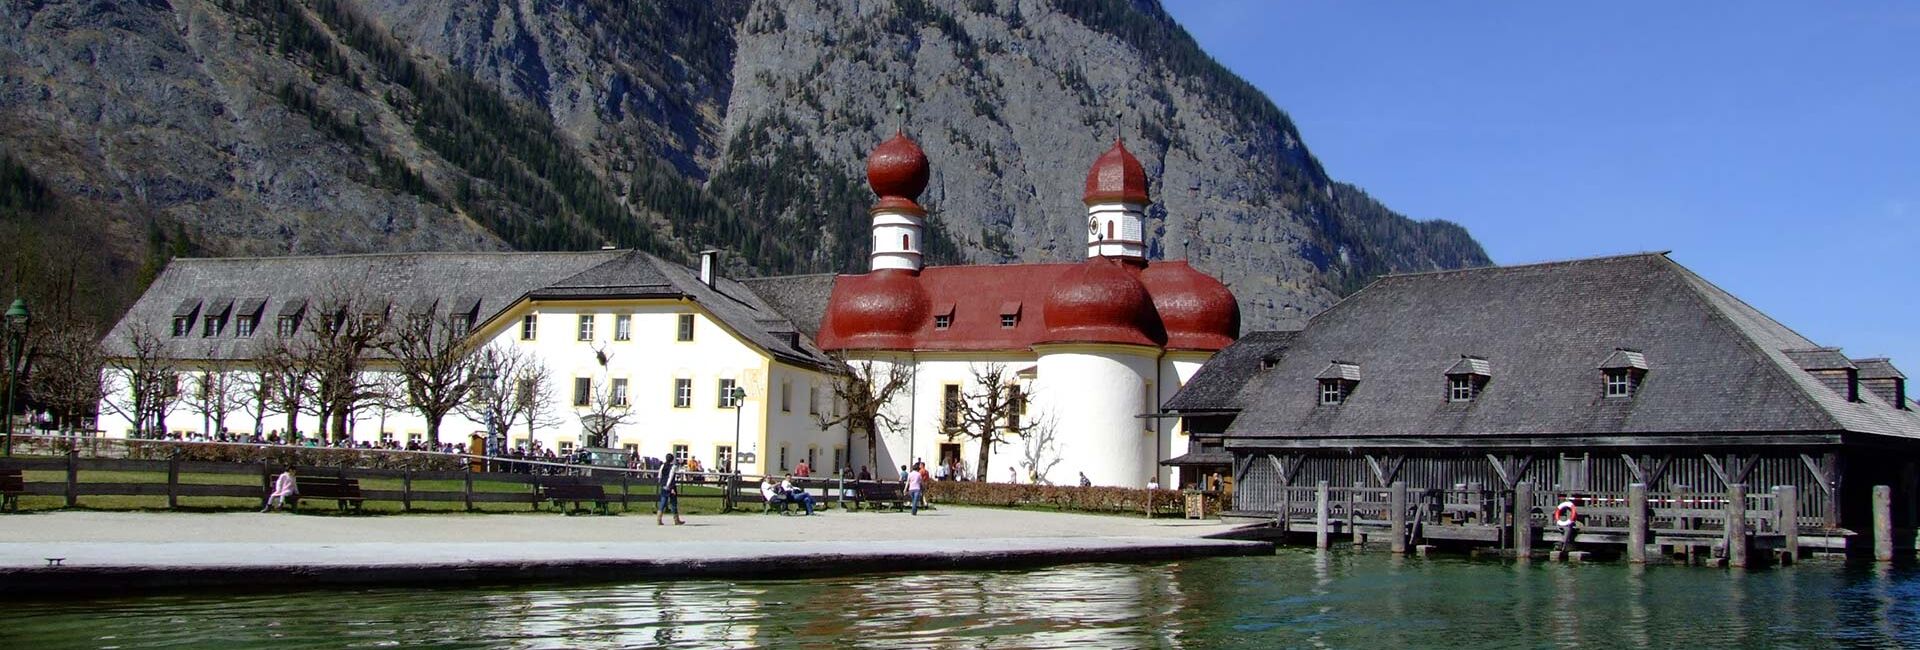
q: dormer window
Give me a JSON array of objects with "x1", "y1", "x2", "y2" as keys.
[
  {"x1": 999, "y1": 301, "x2": 1022, "y2": 329},
  {"x1": 1598, "y1": 348, "x2": 1648, "y2": 399},
  {"x1": 1444, "y1": 356, "x2": 1492, "y2": 402},
  {"x1": 934, "y1": 314, "x2": 952, "y2": 330},
  {"x1": 172, "y1": 317, "x2": 191, "y2": 337},
  {"x1": 202, "y1": 315, "x2": 222, "y2": 337},
  {"x1": 276, "y1": 316, "x2": 299, "y2": 337},
  {"x1": 1000, "y1": 315, "x2": 1017, "y2": 328},
  {"x1": 1316, "y1": 362, "x2": 1360, "y2": 406}
]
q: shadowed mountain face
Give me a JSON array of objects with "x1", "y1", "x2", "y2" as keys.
[{"x1": 0, "y1": 0, "x2": 1487, "y2": 328}]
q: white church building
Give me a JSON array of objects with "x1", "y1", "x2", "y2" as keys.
[{"x1": 94, "y1": 131, "x2": 1239, "y2": 486}]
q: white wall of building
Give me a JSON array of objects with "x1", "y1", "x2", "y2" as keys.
[{"x1": 98, "y1": 298, "x2": 844, "y2": 476}]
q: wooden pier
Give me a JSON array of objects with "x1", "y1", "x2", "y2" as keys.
[{"x1": 1230, "y1": 480, "x2": 1889, "y2": 566}]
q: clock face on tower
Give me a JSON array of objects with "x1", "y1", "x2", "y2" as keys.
[{"x1": 1088, "y1": 216, "x2": 1101, "y2": 238}]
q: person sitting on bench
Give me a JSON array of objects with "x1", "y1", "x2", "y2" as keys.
[
  {"x1": 780, "y1": 475, "x2": 816, "y2": 516},
  {"x1": 760, "y1": 475, "x2": 790, "y2": 513},
  {"x1": 262, "y1": 466, "x2": 298, "y2": 512}
]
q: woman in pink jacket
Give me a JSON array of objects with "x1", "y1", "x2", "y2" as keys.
[{"x1": 263, "y1": 467, "x2": 298, "y2": 512}]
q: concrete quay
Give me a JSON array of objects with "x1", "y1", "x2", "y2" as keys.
[{"x1": 0, "y1": 507, "x2": 1271, "y2": 596}]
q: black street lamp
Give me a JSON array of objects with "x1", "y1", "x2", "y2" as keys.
[
  {"x1": 730, "y1": 386, "x2": 748, "y2": 474},
  {"x1": 3, "y1": 298, "x2": 29, "y2": 457}
]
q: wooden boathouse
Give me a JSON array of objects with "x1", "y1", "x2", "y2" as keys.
[{"x1": 1170, "y1": 253, "x2": 1920, "y2": 563}]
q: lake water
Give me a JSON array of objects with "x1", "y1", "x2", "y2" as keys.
[{"x1": 7, "y1": 550, "x2": 1918, "y2": 648}]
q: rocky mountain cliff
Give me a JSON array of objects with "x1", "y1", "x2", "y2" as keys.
[{"x1": 0, "y1": 0, "x2": 1488, "y2": 330}]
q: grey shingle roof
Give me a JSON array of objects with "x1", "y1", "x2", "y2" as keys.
[
  {"x1": 1784, "y1": 348, "x2": 1853, "y2": 370},
  {"x1": 102, "y1": 250, "x2": 835, "y2": 370},
  {"x1": 1853, "y1": 358, "x2": 1905, "y2": 380},
  {"x1": 740, "y1": 274, "x2": 837, "y2": 339},
  {"x1": 1162, "y1": 330, "x2": 1298, "y2": 412},
  {"x1": 1224, "y1": 253, "x2": 1920, "y2": 444},
  {"x1": 1445, "y1": 356, "x2": 1492, "y2": 376}
]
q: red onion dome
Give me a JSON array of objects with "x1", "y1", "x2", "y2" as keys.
[
  {"x1": 866, "y1": 131, "x2": 930, "y2": 213},
  {"x1": 1140, "y1": 261, "x2": 1240, "y2": 351},
  {"x1": 1083, "y1": 139, "x2": 1150, "y2": 205},
  {"x1": 823, "y1": 269, "x2": 930, "y2": 349},
  {"x1": 1039, "y1": 257, "x2": 1166, "y2": 347}
]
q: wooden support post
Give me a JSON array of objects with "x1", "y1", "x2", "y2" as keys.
[
  {"x1": 1350, "y1": 481, "x2": 1364, "y2": 546},
  {"x1": 723, "y1": 473, "x2": 738, "y2": 513},
  {"x1": 401, "y1": 470, "x2": 413, "y2": 511},
  {"x1": 1874, "y1": 485, "x2": 1893, "y2": 562},
  {"x1": 1627, "y1": 483, "x2": 1648, "y2": 563},
  {"x1": 1280, "y1": 485, "x2": 1292, "y2": 532},
  {"x1": 64, "y1": 450, "x2": 77, "y2": 507},
  {"x1": 167, "y1": 456, "x2": 181, "y2": 510},
  {"x1": 1775, "y1": 485, "x2": 1798, "y2": 564},
  {"x1": 1315, "y1": 480, "x2": 1331, "y2": 549},
  {"x1": 1513, "y1": 482, "x2": 1533, "y2": 558},
  {"x1": 463, "y1": 470, "x2": 475, "y2": 512},
  {"x1": 260, "y1": 463, "x2": 273, "y2": 510},
  {"x1": 621, "y1": 475, "x2": 631, "y2": 512},
  {"x1": 1727, "y1": 482, "x2": 1749, "y2": 568},
  {"x1": 1390, "y1": 481, "x2": 1408, "y2": 554}
]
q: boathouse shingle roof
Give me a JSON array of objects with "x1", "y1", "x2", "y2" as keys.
[
  {"x1": 1225, "y1": 253, "x2": 1920, "y2": 445},
  {"x1": 1162, "y1": 330, "x2": 1297, "y2": 413}
]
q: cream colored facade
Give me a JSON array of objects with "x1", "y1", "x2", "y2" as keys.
[{"x1": 102, "y1": 297, "x2": 848, "y2": 476}]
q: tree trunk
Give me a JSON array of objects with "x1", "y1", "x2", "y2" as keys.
[
  {"x1": 976, "y1": 439, "x2": 992, "y2": 485},
  {"x1": 426, "y1": 416, "x2": 441, "y2": 446}
]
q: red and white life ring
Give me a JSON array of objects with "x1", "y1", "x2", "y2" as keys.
[{"x1": 1552, "y1": 501, "x2": 1578, "y2": 527}]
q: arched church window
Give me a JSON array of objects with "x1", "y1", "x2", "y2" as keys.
[
  {"x1": 903, "y1": 234, "x2": 911, "y2": 249},
  {"x1": 1106, "y1": 221, "x2": 1115, "y2": 239}
]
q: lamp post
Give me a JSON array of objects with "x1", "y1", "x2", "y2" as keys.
[
  {"x1": 473, "y1": 368, "x2": 498, "y2": 470},
  {"x1": 3, "y1": 298, "x2": 29, "y2": 457},
  {"x1": 729, "y1": 386, "x2": 747, "y2": 474}
]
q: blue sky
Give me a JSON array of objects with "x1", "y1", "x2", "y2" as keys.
[{"x1": 1163, "y1": 2, "x2": 1918, "y2": 367}]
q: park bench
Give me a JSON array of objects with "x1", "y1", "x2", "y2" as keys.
[
  {"x1": 1, "y1": 469, "x2": 23, "y2": 512},
  {"x1": 851, "y1": 481, "x2": 907, "y2": 511},
  {"x1": 541, "y1": 483, "x2": 611, "y2": 515},
  {"x1": 295, "y1": 476, "x2": 365, "y2": 512}
]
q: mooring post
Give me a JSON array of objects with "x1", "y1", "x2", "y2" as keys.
[
  {"x1": 1627, "y1": 483, "x2": 1648, "y2": 563},
  {"x1": 1874, "y1": 485, "x2": 1893, "y2": 562},
  {"x1": 1316, "y1": 480, "x2": 1331, "y2": 549},
  {"x1": 167, "y1": 455, "x2": 181, "y2": 510},
  {"x1": 463, "y1": 469, "x2": 475, "y2": 512},
  {"x1": 1775, "y1": 485, "x2": 1798, "y2": 564},
  {"x1": 401, "y1": 470, "x2": 413, "y2": 512},
  {"x1": 1727, "y1": 482, "x2": 1749, "y2": 568},
  {"x1": 1390, "y1": 481, "x2": 1408, "y2": 554},
  {"x1": 64, "y1": 450, "x2": 78, "y2": 507},
  {"x1": 1351, "y1": 481, "x2": 1365, "y2": 546},
  {"x1": 1514, "y1": 482, "x2": 1534, "y2": 558}
]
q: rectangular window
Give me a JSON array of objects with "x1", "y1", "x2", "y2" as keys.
[
  {"x1": 677, "y1": 314, "x2": 695, "y2": 341},
  {"x1": 611, "y1": 378, "x2": 629, "y2": 407},
  {"x1": 716, "y1": 445, "x2": 734, "y2": 472},
  {"x1": 520, "y1": 314, "x2": 538, "y2": 341},
  {"x1": 1319, "y1": 379, "x2": 1346, "y2": 405},
  {"x1": 1001, "y1": 314, "x2": 1018, "y2": 328},
  {"x1": 576, "y1": 314, "x2": 595, "y2": 341},
  {"x1": 560, "y1": 441, "x2": 576, "y2": 453},
  {"x1": 573, "y1": 377, "x2": 592, "y2": 407},
  {"x1": 807, "y1": 447, "x2": 817, "y2": 469},
  {"x1": 173, "y1": 317, "x2": 190, "y2": 337},
  {"x1": 1144, "y1": 382, "x2": 1156, "y2": 432},
  {"x1": 451, "y1": 314, "x2": 473, "y2": 336},
  {"x1": 379, "y1": 431, "x2": 394, "y2": 443},
  {"x1": 409, "y1": 432, "x2": 423, "y2": 443},
  {"x1": 780, "y1": 381, "x2": 792, "y2": 412},
  {"x1": 203, "y1": 315, "x2": 221, "y2": 337},
  {"x1": 808, "y1": 386, "x2": 820, "y2": 415},
  {"x1": 277, "y1": 316, "x2": 298, "y2": 337},
  {"x1": 934, "y1": 314, "x2": 952, "y2": 330},
  {"x1": 1448, "y1": 376, "x2": 1479, "y2": 402},
  {"x1": 674, "y1": 378, "x2": 692, "y2": 408},
  {"x1": 833, "y1": 447, "x2": 845, "y2": 474},
  {"x1": 1007, "y1": 384, "x2": 1024, "y2": 431},
  {"x1": 614, "y1": 315, "x2": 631, "y2": 341},
  {"x1": 672, "y1": 444, "x2": 689, "y2": 462},
  {"x1": 1604, "y1": 370, "x2": 1635, "y2": 398},
  {"x1": 622, "y1": 443, "x2": 639, "y2": 456},
  {"x1": 779, "y1": 445, "x2": 789, "y2": 471},
  {"x1": 236, "y1": 316, "x2": 257, "y2": 338},
  {"x1": 719, "y1": 378, "x2": 740, "y2": 408},
  {"x1": 943, "y1": 384, "x2": 962, "y2": 430}
]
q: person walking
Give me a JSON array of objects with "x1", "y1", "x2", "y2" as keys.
[
  {"x1": 657, "y1": 455, "x2": 685, "y2": 525},
  {"x1": 907, "y1": 461, "x2": 926, "y2": 515},
  {"x1": 262, "y1": 466, "x2": 298, "y2": 512}
]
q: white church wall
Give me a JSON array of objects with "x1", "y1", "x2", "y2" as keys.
[{"x1": 1032, "y1": 345, "x2": 1158, "y2": 488}]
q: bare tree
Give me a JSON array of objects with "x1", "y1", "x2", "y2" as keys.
[
  {"x1": 102, "y1": 321, "x2": 181, "y2": 437},
  {"x1": 295, "y1": 288, "x2": 390, "y2": 443},
  {"x1": 814, "y1": 353, "x2": 914, "y2": 473},
  {"x1": 948, "y1": 363, "x2": 1043, "y2": 482},
  {"x1": 254, "y1": 336, "x2": 310, "y2": 441},
  {"x1": 25, "y1": 317, "x2": 105, "y2": 433},
  {"x1": 230, "y1": 368, "x2": 278, "y2": 439},
  {"x1": 358, "y1": 372, "x2": 408, "y2": 444},
  {"x1": 575, "y1": 381, "x2": 635, "y2": 449},
  {"x1": 383, "y1": 312, "x2": 479, "y2": 445},
  {"x1": 458, "y1": 343, "x2": 528, "y2": 444},
  {"x1": 512, "y1": 354, "x2": 563, "y2": 446},
  {"x1": 1017, "y1": 417, "x2": 1064, "y2": 485},
  {"x1": 183, "y1": 362, "x2": 242, "y2": 438}
]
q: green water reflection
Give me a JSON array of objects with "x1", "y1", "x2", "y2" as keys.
[{"x1": 6, "y1": 549, "x2": 1917, "y2": 648}]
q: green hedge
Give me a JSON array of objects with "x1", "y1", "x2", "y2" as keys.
[{"x1": 924, "y1": 481, "x2": 1218, "y2": 516}]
